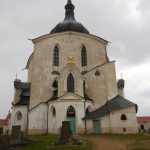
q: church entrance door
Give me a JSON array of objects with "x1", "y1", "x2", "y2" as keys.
[
  {"x1": 93, "y1": 120, "x2": 101, "y2": 134},
  {"x1": 67, "y1": 117, "x2": 76, "y2": 134},
  {"x1": 67, "y1": 106, "x2": 76, "y2": 134}
]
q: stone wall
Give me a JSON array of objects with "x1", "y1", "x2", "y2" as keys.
[
  {"x1": 27, "y1": 32, "x2": 108, "y2": 109},
  {"x1": 48, "y1": 98, "x2": 93, "y2": 135},
  {"x1": 10, "y1": 106, "x2": 28, "y2": 134},
  {"x1": 110, "y1": 106, "x2": 138, "y2": 134},
  {"x1": 28, "y1": 103, "x2": 48, "y2": 135},
  {"x1": 86, "y1": 106, "x2": 138, "y2": 134},
  {"x1": 85, "y1": 61, "x2": 118, "y2": 106}
]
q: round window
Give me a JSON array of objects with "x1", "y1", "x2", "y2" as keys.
[{"x1": 95, "y1": 71, "x2": 101, "y2": 76}]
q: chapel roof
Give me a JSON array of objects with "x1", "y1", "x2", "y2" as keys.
[
  {"x1": 50, "y1": 0, "x2": 89, "y2": 34},
  {"x1": 14, "y1": 80, "x2": 30, "y2": 90},
  {"x1": 137, "y1": 116, "x2": 150, "y2": 123},
  {"x1": 84, "y1": 95, "x2": 137, "y2": 120},
  {"x1": 0, "y1": 119, "x2": 8, "y2": 126},
  {"x1": 13, "y1": 80, "x2": 30, "y2": 106}
]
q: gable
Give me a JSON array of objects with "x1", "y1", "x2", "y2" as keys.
[{"x1": 60, "y1": 93, "x2": 82, "y2": 100}]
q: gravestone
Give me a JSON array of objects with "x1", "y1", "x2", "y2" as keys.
[
  {"x1": 0, "y1": 127, "x2": 3, "y2": 135},
  {"x1": 0, "y1": 135, "x2": 10, "y2": 150},
  {"x1": 55, "y1": 121, "x2": 71, "y2": 145},
  {"x1": 11, "y1": 126, "x2": 21, "y2": 140},
  {"x1": 10, "y1": 125, "x2": 23, "y2": 145}
]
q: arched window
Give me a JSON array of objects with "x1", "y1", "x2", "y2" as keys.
[
  {"x1": 86, "y1": 108, "x2": 89, "y2": 115},
  {"x1": 52, "y1": 80, "x2": 58, "y2": 98},
  {"x1": 141, "y1": 124, "x2": 144, "y2": 130},
  {"x1": 83, "y1": 81, "x2": 86, "y2": 92},
  {"x1": 121, "y1": 114, "x2": 127, "y2": 121},
  {"x1": 67, "y1": 73, "x2": 74, "y2": 92},
  {"x1": 17, "y1": 112, "x2": 22, "y2": 121},
  {"x1": 81, "y1": 47, "x2": 87, "y2": 67},
  {"x1": 52, "y1": 107, "x2": 56, "y2": 117},
  {"x1": 67, "y1": 106, "x2": 75, "y2": 117},
  {"x1": 53, "y1": 46, "x2": 59, "y2": 66},
  {"x1": 95, "y1": 71, "x2": 101, "y2": 76},
  {"x1": 52, "y1": 80, "x2": 58, "y2": 89}
]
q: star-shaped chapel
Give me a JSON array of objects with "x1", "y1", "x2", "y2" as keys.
[{"x1": 10, "y1": 0, "x2": 138, "y2": 135}]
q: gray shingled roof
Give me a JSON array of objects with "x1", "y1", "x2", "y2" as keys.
[
  {"x1": 85, "y1": 95, "x2": 137, "y2": 120},
  {"x1": 13, "y1": 80, "x2": 31, "y2": 106},
  {"x1": 14, "y1": 80, "x2": 31, "y2": 90},
  {"x1": 50, "y1": 0, "x2": 89, "y2": 34}
]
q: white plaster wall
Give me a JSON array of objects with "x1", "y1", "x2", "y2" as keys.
[
  {"x1": 28, "y1": 103, "x2": 48, "y2": 135},
  {"x1": 10, "y1": 106, "x2": 28, "y2": 133},
  {"x1": 138, "y1": 122, "x2": 150, "y2": 132},
  {"x1": 58, "y1": 63, "x2": 84, "y2": 97},
  {"x1": 28, "y1": 32, "x2": 108, "y2": 109},
  {"x1": 85, "y1": 61, "x2": 118, "y2": 106},
  {"x1": 48, "y1": 99, "x2": 93, "y2": 134},
  {"x1": 100, "y1": 115, "x2": 111, "y2": 133},
  {"x1": 86, "y1": 107, "x2": 138, "y2": 134},
  {"x1": 86, "y1": 115, "x2": 111, "y2": 134},
  {"x1": 110, "y1": 107, "x2": 138, "y2": 133}
]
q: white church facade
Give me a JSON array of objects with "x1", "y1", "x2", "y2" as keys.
[{"x1": 10, "y1": 0, "x2": 138, "y2": 135}]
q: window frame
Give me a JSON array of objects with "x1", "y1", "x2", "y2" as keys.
[
  {"x1": 67, "y1": 73, "x2": 75, "y2": 92},
  {"x1": 81, "y1": 47, "x2": 87, "y2": 67},
  {"x1": 53, "y1": 46, "x2": 59, "y2": 66}
]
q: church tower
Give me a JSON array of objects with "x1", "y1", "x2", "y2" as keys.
[{"x1": 10, "y1": 0, "x2": 138, "y2": 135}]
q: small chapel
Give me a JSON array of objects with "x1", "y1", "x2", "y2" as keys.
[{"x1": 10, "y1": 0, "x2": 138, "y2": 135}]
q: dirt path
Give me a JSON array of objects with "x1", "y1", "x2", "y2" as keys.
[{"x1": 84, "y1": 136, "x2": 127, "y2": 150}]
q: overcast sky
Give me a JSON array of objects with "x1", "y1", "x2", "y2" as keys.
[{"x1": 0, "y1": 0, "x2": 150, "y2": 118}]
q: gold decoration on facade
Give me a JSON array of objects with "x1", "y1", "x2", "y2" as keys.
[{"x1": 67, "y1": 56, "x2": 74, "y2": 62}]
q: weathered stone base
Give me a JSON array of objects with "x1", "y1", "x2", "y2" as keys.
[
  {"x1": 28, "y1": 129, "x2": 47, "y2": 135},
  {"x1": 111, "y1": 127, "x2": 138, "y2": 134}
]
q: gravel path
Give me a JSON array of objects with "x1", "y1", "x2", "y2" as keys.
[{"x1": 85, "y1": 136, "x2": 127, "y2": 150}]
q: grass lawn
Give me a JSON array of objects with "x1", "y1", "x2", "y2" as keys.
[
  {"x1": 16, "y1": 135, "x2": 92, "y2": 150},
  {"x1": 16, "y1": 134, "x2": 150, "y2": 150}
]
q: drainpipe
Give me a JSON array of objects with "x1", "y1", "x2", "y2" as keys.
[
  {"x1": 84, "y1": 100, "x2": 87, "y2": 135},
  {"x1": 27, "y1": 106, "x2": 29, "y2": 136},
  {"x1": 47, "y1": 103, "x2": 49, "y2": 134}
]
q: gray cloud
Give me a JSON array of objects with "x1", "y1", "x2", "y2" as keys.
[{"x1": 0, "y1": 0, "x2": 150, "y2": 118}]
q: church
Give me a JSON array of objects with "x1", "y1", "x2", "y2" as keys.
[{"x1": 10, "y1": 0, "x2": 138, "y2": 135}]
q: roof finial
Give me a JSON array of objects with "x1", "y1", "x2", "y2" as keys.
[
  {"x1": 68, "y1": 0, "x2": 72, "y2": 4},
  {"x1": 16, "y1": 73, "x2": 18, "y2": 79},
  {"x1": 64, "y1": 0, "x2": 75, "y2": 21}
]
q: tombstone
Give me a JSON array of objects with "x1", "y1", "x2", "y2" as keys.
[
  {"x1": 10, "y1": 125, "x2": 23, "y2": 145},
  {"x1": 0, "y1": 127, "x2": 3, "y2": 135},
  {"x1": 0, "y1": 135, "x2": 10, "y2": 150},
  {"x1": 55, "y1": 121, "x2": 71, "y2": 145}
]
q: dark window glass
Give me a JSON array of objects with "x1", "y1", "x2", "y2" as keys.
[
  {"x1": 53, "y1": 46, "x2": 59, "y2": 66},
  {"x1": 81, "y1": 47, "x2": 87, "y2": 67},
  {"x1": 86, "y1": 108, "x2": 89, "y2": 115},
  {"x1": 67, "y1": 106, "x2": 75, "y2": 117},
  {"x1": 52, "y1": 80, "x2": 58, "y2": 89},
  {"x1": 141, "y1": 124, "x2": 144, "y2": 130},
  {"x1": 121, "y1": 114, "x2": 127, "y2": 121},
  {"x1": 0, "y1": 127, "x2": 3, "y2": 135},
  {"x1": 17, "y1": 112, "x2": 22, "y2": 120},
  {"x1": 123, "y1": 128, "x2": 126, "y2": 132},
  {"x1": 67, "y1": 73, "x2": 74, "y2": 92},
  {"x1": 53, "y1": 108, "x2": 56, "y2": 117},
  {"x1": 95, "y1": 71, "x2": 101, "y2": 76},
  {"x1": 83, "y1": 81, "x2": 86, "y2": 92}
]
